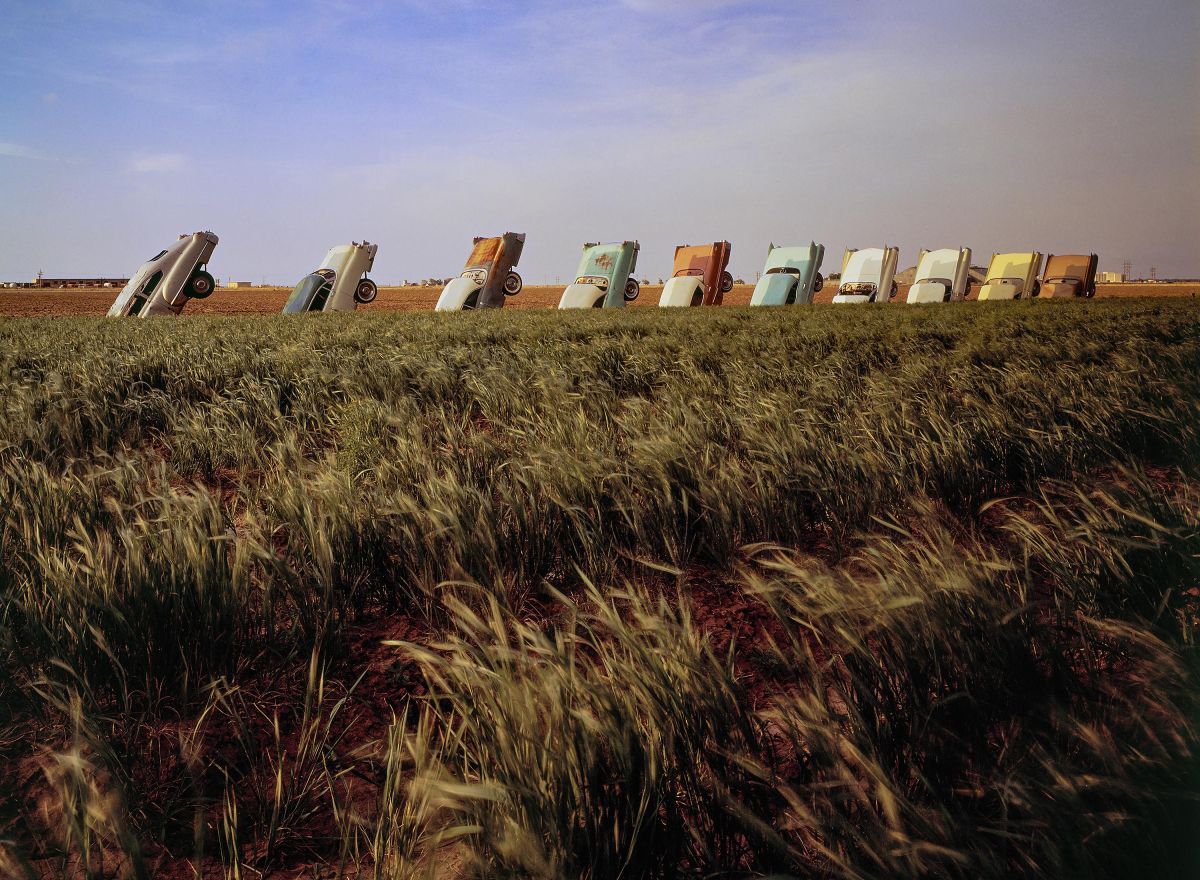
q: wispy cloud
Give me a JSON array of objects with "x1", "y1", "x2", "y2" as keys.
[
  {"x1": 0, "y1": 142, "x2": 49, "y2": 160},
  {"x1": 127, "y1": 152, "x2": 186, "y2": 173}
]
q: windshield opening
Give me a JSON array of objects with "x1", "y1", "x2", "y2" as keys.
[
  {"x1": 674, "y1": 268, "x2": 704, "y2": 278},
  {"x1": 766, "y1": 267, "x2": 801, "y2": 276},
  {"x1": 147, "y1": 249, "x2": 168, "y2": 262},
  {"x1": 283, "y1": 274, "x2": 333, "y2": 314},
  {"x1": 127, "y1": 292, "x2": 149, "y2": 316}
]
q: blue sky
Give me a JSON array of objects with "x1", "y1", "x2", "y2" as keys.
[{"x1": 1, "y1": 0, "x2": 1197, "y2": 284}]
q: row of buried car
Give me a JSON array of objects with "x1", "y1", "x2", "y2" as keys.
[{"x1": 106, "y1": 231, "x2": 1100, "y2": 317}]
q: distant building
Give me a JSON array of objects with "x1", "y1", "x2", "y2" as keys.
[
  {"x1": 27, "y1": 277, "x2": 129, "y2": 288},
  {"x1": 226, "y1": 281, "x2": 254, "y2": 288},
  {"x1": 1097, "y1": 271, "x2": 1123, "y2": 283}
]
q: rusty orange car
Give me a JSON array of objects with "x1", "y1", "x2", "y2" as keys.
[
  {"x1": 435, "y1": 232, "x2": 526, "y2": 311},
  {"x1": 658, "y1": 242, "x2": 733, "y2": 307}
]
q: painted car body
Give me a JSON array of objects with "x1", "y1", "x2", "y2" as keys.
[
  {"x1": 750, "y1": 243, "x2": 825, "y2": 306},
  {"x1": 832, "y1": 247, "x2": 900, "y2": 303},
  {"x1": 435, "y1": 232, "x2": 526, "y2": 311},
  {"x1": 658, "y1": 241, "x2": 733, "y2": 307},
  {"x1": 558, "y1": 241, "x2": 641, "y2": 309},
  {"x1": 282, "y1": 242, "x2": 379, "y2": 314},
  {"x1": 107, "y1": 231, "x2": 219, "y2": 317},
  {"x1": 977, "y1": 252, "x2": 1044, "y2": 300},
  {"x1": 1038, "y1": 253, "x2": 1098, "y2": 298},
  {"x1": 906, "y1": 247, "x2": 972, "y2": 303}
]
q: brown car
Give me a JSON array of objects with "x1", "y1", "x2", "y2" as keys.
[
  {"x1": 657, "y1": 242, "x2": 733, "y2": 307},
  {"x1": 435, "y1": 232, "x2": 526, "y2": 310},
  {"x1": 1038, "y1": 253, "x2": 1098, "y2": 299}
]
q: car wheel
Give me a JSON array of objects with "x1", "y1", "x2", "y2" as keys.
[
  {"x1": 623, "y1": 278, "x2": 640, "y2": 302},
  {"x1": 1086, "y1": 285, "x2": 1096, "y2": 299},
  {"x1": 354, "y1": 278, "x2": 378, "y2": 304},
  {"x1": 502, "y1": 271, "x2": 523, "y2": 296},
  {"x1": 889, "y1": 281, "x2": 898, "y2": 299},
  {"x1": 463, "y1": 290, "x2": 480, "y2": 310},
  {"x1": 1031, "y1": 281, "x2": 1041, "y2": 298},
  {"x1": 813, "y1": 273, "x2": 824, "y2": 293},
  {"x1": 719, "y1": 271, "x2": 734, "y2": 294},
  {"x1": 188, "y1": 270, "x2": 215, "y2": 299}
]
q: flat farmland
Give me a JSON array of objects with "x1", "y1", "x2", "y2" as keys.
[{"x1": 0, "y1": 281, "x2": 1196, "y2": 316}]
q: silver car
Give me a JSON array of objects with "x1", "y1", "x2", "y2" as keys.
[{"x1": 108, "y1": 232, "x2": 219, "y2": 317}]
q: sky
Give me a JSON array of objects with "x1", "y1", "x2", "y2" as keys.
[{"x1": 1, "y1": 0, "x2": 1197, "y2": 285}]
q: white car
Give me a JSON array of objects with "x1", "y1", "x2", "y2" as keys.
[
  {"x1": 906, "y1": 247, "x2": 973, "y2": 303},
  {"x1": 977, "y1": 252, "x2": 1044, "y2": 300},
  {"x1": 832, "y1": 247, "x2": 899, "y2": 303},
  {"x1": 107, "y1": 231, "x2": 218, "y2": 317},
  {"x1": 282, "y1": 242, "x2": 379, "y2": 314}
]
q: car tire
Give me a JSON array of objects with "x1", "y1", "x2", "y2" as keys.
[
  {"x1": 623, "y1": 278, "x2": 640, "y2": 302},
  {"x1": 502, "y1": 271, "x2": 522, "y2": 296},
  {"x1": 188, "y1": 270, "x2": 215, "y2": 299},
  {"x1": 719, "y1": 271, "x2": 734, "y2": 294},
  {"x1": 1031, "y1": 281, "x2": 1041, "y2": 298},
  {"x1": 354, "y1": 278, "x2": 378, "y2": 304},
  {"x1": 813, "y1": 273, "x2": 824, "y2": 293},
  {"x1": 889, "y1": 281, "x2": 898, "y2": 300},
  {"x1": 1086, "y1": 285, "x2": 1096, "y2": 299}
]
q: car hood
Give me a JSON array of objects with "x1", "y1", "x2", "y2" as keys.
[
  {"x1": 558, "y1": 283, "x2": 605, "y2": 309},
  {"x1": 749, "y1": 273, "x2": 796, "y2": 306},
  {"x1": 977, "y1": 280, "x2": 1022, "y2": 300},
  {"x1": 658, "y1": 275, "x2": 704, "y2": 307},
  {"x1": 435, "y1": 276, "x2": 482, "y2": 311},
  {"x1": 1040, "y1": 280, "x2": 1082, "y2": 298},
  {"x1": 906, "y1": 281, "x2": 948, "y2": 304}
]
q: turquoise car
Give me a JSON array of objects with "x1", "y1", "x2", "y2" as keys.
[
  {"x1": 558, "y1": 241, "x2": 641, "y2": 309},
  {"x1": 749, "y1": 243, "x2": 825, "y2": 306}
]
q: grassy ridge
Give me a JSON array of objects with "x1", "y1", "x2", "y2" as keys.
[{"x1": 0, "y1": 300, "x2": 1197, "y2": 878}]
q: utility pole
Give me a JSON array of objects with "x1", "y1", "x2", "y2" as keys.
[{"x1": 1121, "y1": 258, "x2": 1132, "y2": 282}]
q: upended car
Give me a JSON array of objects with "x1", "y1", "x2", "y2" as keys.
[
  {"x1": 749, "y1": 242, "x2": 825, "y2": 306},
  {"x1": 1038, "y1": 253, "x2": 1098, "y2": 298},
  {"x1": 435, "y1": 233, "x2": 525, "y2": 311},
  {"x1": 658, "y1": 242, "x2": 733, "y2": 307},
  {"x1": 558, "y1": 241, "x2": 641, "y2": 309},
  {"x1": 282, "y1": 242, "x2": 379, "y2": 314},
  {"x1": 977, "y1": 252, "x2": 1044, "y2": 300},
  {"x1": 906, "y1": 247, "x2": 973, "y2": 303},
  {"x1": 107, "y1": 231, "x2": 219, "y2": 317},
  {"x1": 832, "y1": 247, "x2": 900, "y2": 303},
  {"x1": 279, "y1": 242, "x2": 376, "y2": 314}
]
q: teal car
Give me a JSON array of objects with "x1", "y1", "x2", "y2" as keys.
[
  {"x1": 749, "y1": 243, "x2": 825, "y2": 306},
  {"x1": 558, "y1": 241, "x2": 641, "y2": 309}
]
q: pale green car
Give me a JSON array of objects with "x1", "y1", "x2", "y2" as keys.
[
  {"x1": 558, "y1": 241, "x2": 641, "y2": 309},
  {"x1": 749, "y1": 243, "x2": 825, "y2": 306}
]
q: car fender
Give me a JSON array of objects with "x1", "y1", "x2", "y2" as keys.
[
  {"x1": 558, "y1": 283, "x2": 605, "y2": 309},
  {"x1": 749, "y1": 273, "x2": 796, "y2": 306},
  {"x1": 435, "y1": 277, "x2": 482, "y2": 311},
  {"x1": 658, "y1": 276, "x2": 704, "y2": 307}
]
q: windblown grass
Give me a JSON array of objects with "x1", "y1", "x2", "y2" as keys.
[{"x1": 0, "y1": 300, "x2": 1196, "y2": 878}]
